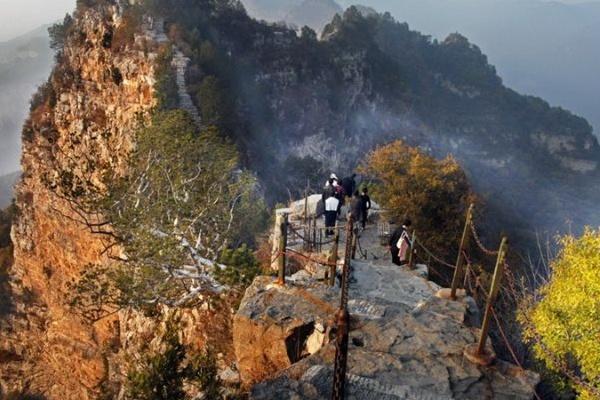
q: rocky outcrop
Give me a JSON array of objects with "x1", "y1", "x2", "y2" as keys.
[
  {"x1": 234, "y1": 234, "x2": 539, "y2": 399},
  {"x1": 234, "y1": 276, "x2": 339, "y2": 387},
  {"x1": 0, "y1": 6, "x2": 158, "y2": 398}
]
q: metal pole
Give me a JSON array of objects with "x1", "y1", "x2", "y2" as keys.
[
  {"x1": 340, "y1": 216, "x2": 354, "y2": 296},
  {"x1": 351, "y1": 229, "x2": 357, "y2": 260},
  {"x1": 450, "y1": 203, "x2": 474, "y2": 300},
  {"x1": 408, "y1": 230, "x2": 417, "y2": 270},
  {"x1": 277, "y1": 214, "x2": 289, "y2": 286},
  {"x1": 328, "y1": 228, "x2": 340, "y2": 287},
  {"x1": 332, "y1": 215, "x2": 353, "y2": 400},
  {"x1": 477, "y1": 237, "x2": 508, "y2": 355},
  {"x1": 313, "y1": 218, "x2": 317, "y2": 252},
  {"x1": 331, "y1": 308, "x2": 349, "y2": 400},
  {"x1": 303, "y1": 223, "x2": 308, "y2": 252},
  {"x1": 304, "y1": 188, "x2": 309, "y2": 225},
  {"x1": 319, "y1": 228, "x2": 323, "y2": 253}
]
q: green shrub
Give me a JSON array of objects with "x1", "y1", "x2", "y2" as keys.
[
  {"x1": 48, "y1": 14, "x2": 74, "y2": 52},
  {"x1": 125, "y1": 320, "x2": 222, "y2": 400},
  {"x1": 215, "y1": 244, "x2": 261, "y2": 287}
]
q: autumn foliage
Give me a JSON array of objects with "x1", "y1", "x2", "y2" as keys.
[
  {"x1": 359, "y1": 140, "x2": 474, "y2": 258},
  {"x1": 520, "y1": 229, "x2": 600, "y2": 399}
]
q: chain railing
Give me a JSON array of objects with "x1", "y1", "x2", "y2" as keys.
[
  {"x1": 470, "y1": 218, "x2": 500, "y2": 256},
  {"x1": 332, "y1": 215, "x2": 354, "y2": 400},
  {"x1": 272, "y1": 199, "x2": 521, "y2": 397}
]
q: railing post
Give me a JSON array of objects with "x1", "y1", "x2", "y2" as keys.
[
  {"x1": 332, "y1": 215, "x2": 353, "y2": 399},
  {"x1": 465, "y1": 237, "x2": 508, "y2": 366},
  {"x1": 303, "y1": 223, "x2": 308, "y2": 252},
  {"x1": 328, "y1": 228, "x2": 340, "y2": 287},
  {"x1": 319, "y1": 228, "x2": 323, "y2": 253},
  {"x1": 276, "y1": 213, "x2": 289, "y2": 286},
  {"x1": 477, "y1": 237, "x2": 507, "y2": 353},
  {"x1": 313, "y1": 217, "x2": 317, "y2": 252},
  {"x1": 331, "y1": 308, "x2": 349, "y2": 400},
  {"x1": 450, "y1": 203, "x2": 474, "y2": 300},
  {"x1": 408, "y1": 230, "x2": 417, "y2": 270},
  {"x1": 351, "y1": 229, "x2": 357, "y2": 260},
  {"x1": 304, "y1": 188, "x2": 309, "y2": 225}
]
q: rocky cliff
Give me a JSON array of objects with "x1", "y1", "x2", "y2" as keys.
[{"x1": 0, "y1": 4, "x2": 158, "y2": 397}]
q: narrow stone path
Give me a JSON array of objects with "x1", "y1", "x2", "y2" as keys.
[
  {"x1": 171, "y1": 51, "x2": 203, "y2": 126},
  {"x1": 147, "y1": 17, "x2": 202, "y2": 127},
  {"x1": 241, "y1": 198, "x2": 539, "y2": 399}
]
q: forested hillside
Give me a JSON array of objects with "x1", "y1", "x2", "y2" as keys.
[
  {"x1": 149, "y1": 0, "x2": 600, "y2": 243},
  {"x1": 342, "y1": 0, "x2": 600, "y2": 137}
]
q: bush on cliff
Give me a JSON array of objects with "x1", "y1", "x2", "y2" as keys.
[
  {"x1": 100, "y1": 110, "x2": 267, "y2": 306},
  {"x1": 125, "y1": 319, "x2": 222, "y2": 400},
  {"x1": 215, "y1": 244, "x2": 261, "y2": 287},
  {"x1": 519, "y1": 229, "x2": 600, "y2": 399}
]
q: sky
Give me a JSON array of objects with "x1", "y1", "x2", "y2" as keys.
[
  {"x1": 0, "y1": 0, "x2": 598, "y2": 41},
  {"x1": 0, "y1": 0, "x2": 75, "y2": 41}
]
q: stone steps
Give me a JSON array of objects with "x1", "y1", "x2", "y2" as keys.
[{"x1": 147, "y1": 18, "x2": 203, "y2": 128}]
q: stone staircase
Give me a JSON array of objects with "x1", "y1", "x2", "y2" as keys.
[
  {"x1": 146, "y1": 17, "x2": 202, "y2": 127},
  {"x1": 171, "y1": 50, "x2": 203, "y2": 127}
]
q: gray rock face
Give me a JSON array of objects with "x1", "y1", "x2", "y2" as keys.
[{"x1": 238, "y1": 259, "x2": 538, "y2": 399}]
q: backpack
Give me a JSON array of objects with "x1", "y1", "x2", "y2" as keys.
[
  {"x1": 316, "y1": 199, "x2": 325, "y2": 217},
  {"x1": 397, "y1": 231, "x2": 411, "y2": 263}
]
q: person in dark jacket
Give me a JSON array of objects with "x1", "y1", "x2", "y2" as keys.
[
  {"x1": 389, "y1": 219, "x2": 412, "y2": 266},
  {"x1": 333, "y1": 180, "x2": 346, "y2": 210},
  {"x1": 341, "y1": 174, "x2": 357, "y2": 199},
  {"x1": 359, "y1": 188, "x2": 371, "y2": 229},
  {"x1": 349, "y1": 191, "x2": 362, "y2": 222}
]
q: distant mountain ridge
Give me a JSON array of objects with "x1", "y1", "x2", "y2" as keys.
[
  {"x1": 242, "y1": 0, "x2": 600, "y2": 137},
  {"x1": 338, "y1": 0, "x2": 600, "y2": 136},
  {"x1": 155, "y1": 2, "x2": 600, "y2": 240},
  {"x1": 241, "y1": 0, "x2": 343, "y2": 31}
]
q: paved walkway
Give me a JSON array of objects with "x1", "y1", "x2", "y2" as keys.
[
  {"x1": 246, "y1": 203, "x2": 538, "y2": 399},
  {"x1": 146, "y1": 17, "x2": 202, "y2": 127}
]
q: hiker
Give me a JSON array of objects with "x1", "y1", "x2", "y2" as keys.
[
  {"x1": 322, "y1": 178, "x2": 336, "y2": 201},
  {"x1": 333, "y1": 179, "x2": 346, "y2": 209},
  {"x1": 324, "y1": 192, "x2": 340, "y2": 235},
  {"x1": 389, "y1": 219, "x2": 412, "y2": 266},
  {"x1": 341, "y1": 174, "x2": 357, "y2": 198},
  {"x1": 359, "y1": 187, "x2": 371, "y2": 229},
  {"x1": 325, "y1": 173, "x2": 339, "y2": 188},
  {"x1": 349, "y1": 190, "x2": 362, "y2": 222}
]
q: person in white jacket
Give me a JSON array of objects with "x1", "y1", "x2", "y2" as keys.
[{"x1": 324, "y1": 193, "x2": 340, "y2": 235}]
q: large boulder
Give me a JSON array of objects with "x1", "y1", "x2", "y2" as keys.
[
  {"x1": 233, "y1": 276, "x2": 340, "y2": 387},
  {"x1": 250, "y1": 294, "x2": 539, "y2": 399}
]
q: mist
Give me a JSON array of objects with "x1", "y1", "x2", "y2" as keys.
[
  {"x1": 0, "y1": 0, "x2": 75, "y2": 41},
  {"x1": 0, "y1": 0, "x2": 75, "y2": 177}
]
